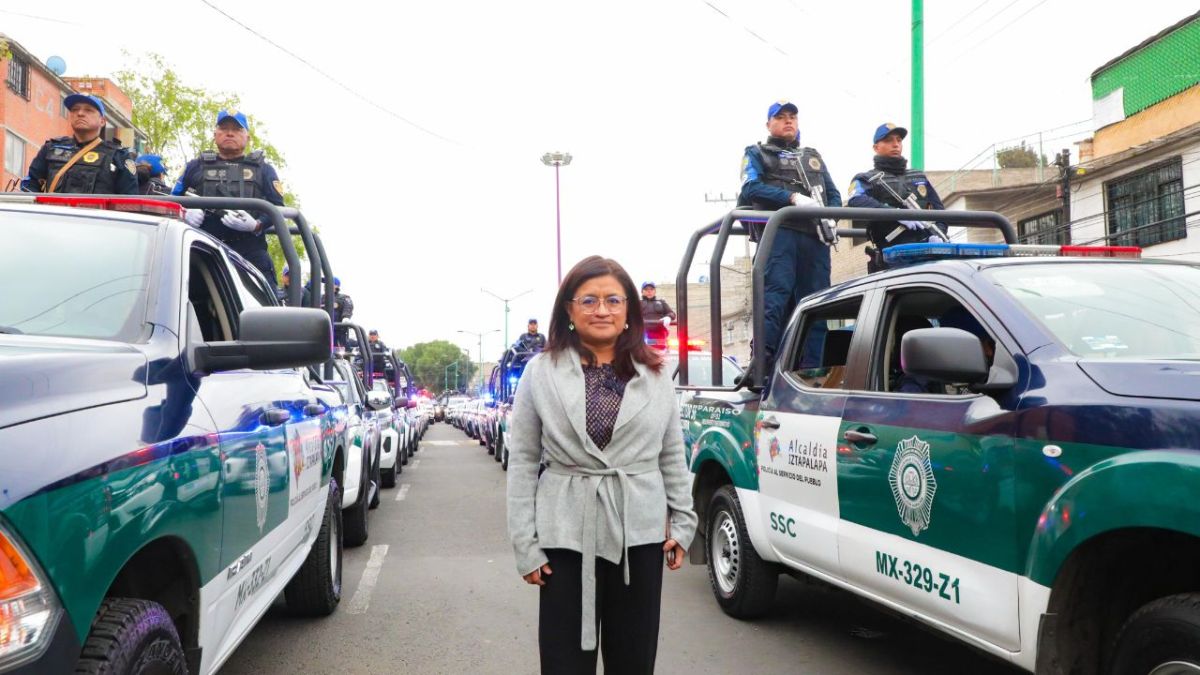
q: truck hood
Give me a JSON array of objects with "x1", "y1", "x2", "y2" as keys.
[
  {"x1": 0, "y1": 337, "x2": 147, "y2": 429},
  {"x1": 1077, "y1": 359, "x2": 1200, "y2": 402}
]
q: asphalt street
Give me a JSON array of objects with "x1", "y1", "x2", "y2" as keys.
[{"x1": 220, "y1": 423, "x2": 1023, "y2": 675}]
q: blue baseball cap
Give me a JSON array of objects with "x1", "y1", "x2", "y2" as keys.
[
  {"x1": 873, "y1": 122, "x2": 908, "y2": 144},
  {"x1": 136, "y1": 154, "x2": 166, "y2": 176},
  {"x1": 64, "y1": 93, "x2": 105, "y2": 116},
  {"x1": 281, "y1": 266, "x2": 291, "y2": 276},
  {"x1": 216, "y1": 109, "x2": 249, "y2": 130},
  {"x1": 767, "y1": 100, "x2": 798, "y2": 119},
  {"x1": 527, "y1": 318, "x2": 538, "y2": 323},
  {"x1": 641, "y1": 281, "x2": 656, "y2": 289},
  {"x1": 333, "y1": 276, "x2": 342, "y2": 287}
]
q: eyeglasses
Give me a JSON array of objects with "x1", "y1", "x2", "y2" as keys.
[{"x1": 570, "y1": 295, "x2": 627, "y2": 314}]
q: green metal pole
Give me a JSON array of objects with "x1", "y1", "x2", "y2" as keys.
[{"x1": 911, "y1": 0, "x2": 925, "y2": 170}]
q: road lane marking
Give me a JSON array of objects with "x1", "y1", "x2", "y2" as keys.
[
  {"x1": 424, "y1": 440, "x2": 459, "y2": 446},
  {"x1": 395, "y1": 484, "x2": 410, "y2": 501},
  {"x1": 347, "y1": 544, "x2": 388, "y2": 614}
]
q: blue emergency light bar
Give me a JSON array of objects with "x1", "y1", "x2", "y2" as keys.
[{"x1": 882, "y1": 242, "x2": 1141, "y2": 266}]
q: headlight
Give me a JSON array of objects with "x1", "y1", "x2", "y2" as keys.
[{"x1": 0, "y1": 522, "x2": 62, "y2": 671}]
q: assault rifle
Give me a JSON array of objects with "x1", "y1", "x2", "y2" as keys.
[
  {"x1": 794, "y1": 165, "x2": 839, "y2": 249},
  {"x1": 866, "y1": 171, "x2": 946, "y2": 243}
]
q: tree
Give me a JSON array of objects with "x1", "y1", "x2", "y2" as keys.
[
  {"x1": 116, "y1": 52, "x2": 305, "y2": 280},
  {"x1": 398, "y1": 341, "x2": 476, "y2": 394},
  {"x1": 996, "y1": 141, "x2": 1048, "y2": 169}
]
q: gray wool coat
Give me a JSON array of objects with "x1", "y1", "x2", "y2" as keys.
[{"x1": 506, "y1": 348, "x2": 698, "y2": 650}]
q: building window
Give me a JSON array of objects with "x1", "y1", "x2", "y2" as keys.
[
  {"x1": 6, "y1": 58, "x2": 30, "y2": 99},
  {"x1": 1106, "y1": 157, "x2": 1186, "y2": 247},
  {"x1": 1019, "y1": 209, "x2": 1068, "y2": 245},
  {"x1": 4, "y1": 131, "x2": 26, "y2": 178}
]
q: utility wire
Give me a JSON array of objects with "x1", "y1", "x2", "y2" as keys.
[{"x1": 197, "y1": 0, "x2": 460, "y2": 146}]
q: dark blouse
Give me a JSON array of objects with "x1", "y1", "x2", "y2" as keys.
[{"x1": 583, "y1": 363, "x2": 627, "y2": 450}]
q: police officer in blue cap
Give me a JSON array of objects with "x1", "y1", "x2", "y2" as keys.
[
  {"x1": 512, "y1": 319, "x2": 546, "y2": 354},
  {"x1": 172, "y1": 109, "x2": 286, "y2": 284},
  {"x1": 848, "y1": 123, "x2": 947, "y2": 271},
  {"x1": 22, "y1": 93, "x2": 138, "y2": 195},
  {"x1": 333, "y1": 277, "x2": 355, "y2": 346},
  {"x1": 135, "y1": 154, "x2": 170, "y2": 195},
  {"x1": 738, "y1": 99, "x2": 842, "y2": 367}
]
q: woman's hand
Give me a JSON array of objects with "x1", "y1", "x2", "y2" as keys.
[
  {"x1": 523, "y1": 563, "x2": 553, "y2": 586},
  {"x1": 663, "y1": 539, "x2": 686, "y2": 571}
]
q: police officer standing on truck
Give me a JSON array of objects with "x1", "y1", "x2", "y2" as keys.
[
  {"x1": 333, "y1": 277, "x2": 354, "y2": 346},
  {"x1": 173, "y1": 110, "x2": 286, "y2": 283},
  {"x1": 512, "y1": 319, "x2": 546, "y2": 353},
  {"x1": 848, "y1": 123, "x2": 948, "y2": 271},
  {"x1": 640, "y1": 282, "x2": 676, "y2": 349},
  {"x1": 22, "y1": 93, "x2": 138, "y2": 195},
  {"x1": 738, "y1": 100, "x2": 841, "y2": 367},
  {"x1": 135, "y1": 154, "x2": 171, "y2": 195}
]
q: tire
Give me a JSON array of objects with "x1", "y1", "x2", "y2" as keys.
[
  {"x1": 369, "y1": 449, "x2": 381, "y2": 510},
  {"x1": 501, "y1": 444, "x2": 509, "y2": 471},
  {"x1": 285, "y1": 477, "x2": 343, "y2": 616},
  {"x1": 343, "y1": 463, "x2": 370, "y2": 547},
  {"x1": 381, "y1": 464, "x2": 396, "y2": 488},
  {"x1": 1110, "y1": 593, "x2": 1200, "y2": 674},
  {"x1": 75, "y1": 598, "x2": 187, "y2": 675},
  {"x1": 707, "y1": 485, "x2": 778, "y2": 619},
  {"x1": 401, "y1": 442, "x2": 410, "y2": 466},
  {"x1": 494, "y1": 435, "x2": 504, "y2": 463}
]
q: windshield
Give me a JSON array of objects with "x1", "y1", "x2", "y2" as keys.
[
  {"x1": 666, "y1": 352, "x2": 745, "y2": 386},
  {"x1": 989, "y1": 262, "x2": 1200, "y2": 360},
  {"x1": 0, "y1": 212, "x2": 154, "y2": 340}
]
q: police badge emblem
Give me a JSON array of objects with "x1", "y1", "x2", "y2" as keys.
[
  {"x1": 243, "y1": 168, "x2": 254, "y2": 180},
  {"x1": 808, "y1": 157, "x2": 822, "y2": 171},
  {"x1": 82, "y1": 151, "x2": 99, "y2": 164},
  {"x1": 917, "y1": 184, "x2": 928, "y2": 197},
  {"x1": 254, "y1": 443, "x2": 269, "y2": 533},
  {"x1": 888, "y1": 435, "x2": 938, "y2": 536}
]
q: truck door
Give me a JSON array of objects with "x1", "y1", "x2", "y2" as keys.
[
  {"x1": 755, "y1": 294, "x2": 868, "y2": 577},
  {"x1": 836, "y1": 282, "x2": 1022, "y2": 651}
]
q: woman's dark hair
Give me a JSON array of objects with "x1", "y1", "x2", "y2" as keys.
[{"x1": 547, "y1": 256, "x2": 663, "y2": 380}]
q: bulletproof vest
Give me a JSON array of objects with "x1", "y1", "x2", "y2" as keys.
[
  {"x1": 199, "y1": 150, "x2": 265, "y2": 199},
  {"x1": 42, "y1": 137, "x2": 123, "y2": 194},
  {"x1": 859, "y1": 170, "x2": 939, "y2": 253},
  {"x1": 746, "y1": 143, "x2": 826, "y2": 208}
]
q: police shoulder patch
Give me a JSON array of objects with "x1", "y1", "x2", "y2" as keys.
[
  {"x1": 917, "y1": 184, "x2": 928, "y2": 197},
  {"x1": 125, "y1": 159, "x2": 137, "y2": 174},
  {"x1": 273, "y1": 180, "x2": 285, "y2": 195}
]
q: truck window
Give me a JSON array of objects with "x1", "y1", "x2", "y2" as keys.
[
  {"x1": 785, "y1": 298, "x2": 862, "y2": 390},
  {"x1": 187, "y1": 245, "x2": 240, "y2": 343},
  {"x1": 230, "y1": 257, "x2": 279, "y2": 310},
  {"x1": 873, "y1": 289, "x2": 998, "y2": 394}
]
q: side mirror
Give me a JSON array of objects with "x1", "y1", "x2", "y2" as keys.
[
  {"x1": 394, "y1": 396, "x2": 411, "y2": 409},
  {"x1": 406, "y1": 399, "x2": 418, "y2": 409},
  {"x1": 901, "y1": 328, "x2": 990, "y2": 384},
  {"x1": 194, "y1": 308, "x2": 331, "y2": 373},
  {"x1": 366, "y1": 390, "x2": 393, "y2": 411}
]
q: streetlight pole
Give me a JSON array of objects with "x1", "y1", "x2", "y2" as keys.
[
  {"x1": 482, "y1": 287, "x2": 533, "y2": 351},
  {"x1": 541, "y1": 151, "x2": 573, "y2": 283},
  {"x1": 457, "y1": 329, "x2": 499, "y2": 394}
]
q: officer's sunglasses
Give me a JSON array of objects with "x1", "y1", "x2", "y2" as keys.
[{"x1": 570, "y1": 295, "x2": 627, "y2": 314}]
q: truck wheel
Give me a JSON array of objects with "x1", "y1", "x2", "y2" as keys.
[
  {"x1": 381, "y1": 463, "x2": 396, "y2": 488},
  {"x1": 501, "y1": 445, "x2": 509, "y2": 471},
  {"x1": 285, "y1": 477, "x2": 343, "y2": 616},
  {"x1": 707, "y1": 485, "x2": 778, "y2": 618},
  {"x1": 75, "y1": 598, "x2": 187, "y2": 675},
  {"x1": 1110, "y1": 593, "x2": 1200, "y2": 674},
  {"x1": 343, "y1": 464, "x2": 370, "y2": 547},
  {"x1": 368, "y1": 455, "x2": 382, "y2": 510}
]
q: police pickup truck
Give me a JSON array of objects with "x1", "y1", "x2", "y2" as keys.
[
  {"x1": 0, "y1": 195, "x2": 345, "y2": 675},
  {"x1": 677, "y1": 206, "x2": 1200, "y2": 674}
]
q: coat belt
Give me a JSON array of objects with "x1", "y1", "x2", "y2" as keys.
[{"x1": 544, "y1": 458, "x2": 659, "y2": 650}]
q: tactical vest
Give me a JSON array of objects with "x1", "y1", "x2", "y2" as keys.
[
  {"x1": 199, "y1": 150, "x2": 265, "y2": 199},
  {"x1": 858, "y1": 169, "x2": 940, "y2": 260},
  {"x1": 42, "y1": 137, "x2": 123, "y2": 194},
  {"x1": 745, "y1": 143, "x2": 826, "y2": 208}
]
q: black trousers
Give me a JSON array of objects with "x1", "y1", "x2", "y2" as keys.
[{"x1": 539, "y1": 543, "x2": 664, "y2": 675}]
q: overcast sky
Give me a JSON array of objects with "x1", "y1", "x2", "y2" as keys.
[{"x1": 6, "y1": 1, "x2": 1196, "y2": 361}]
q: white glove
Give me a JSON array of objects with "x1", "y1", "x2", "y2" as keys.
[
  {"x1": 221, "y1": 210, "x2": 258, "y2": 232},
  {"x1": 927, "y1": 233, "x2": 946, "y2": 243},
  {"x1": 661, "y1": 317, "x2": 671, "y2": 327},
  {"x1": 900, "y1": 220, "x2": 923, "y2": 231},
  {"x1": 183, "y1": 209, "x2": 204, "y2": 227},
  {"x1": 791, "y1": 193, "x2": 816, "y2": 207}
]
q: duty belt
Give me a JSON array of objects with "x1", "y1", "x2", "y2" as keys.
[{"x1": 543, "y1": 458, "x2": 659, "y2": 650}]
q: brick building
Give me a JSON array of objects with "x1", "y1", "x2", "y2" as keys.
[{"x1": 2, "y1": 34, "x2": 144, "y2": 189}]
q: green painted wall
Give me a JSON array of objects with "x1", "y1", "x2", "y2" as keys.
[{"x1": 1091, "y1": 16, "x2": 1200, "y2": 117}]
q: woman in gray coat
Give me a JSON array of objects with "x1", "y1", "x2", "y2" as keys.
[{"x1": 507, "y1": 256, "x2": 698, "y2": 674}]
